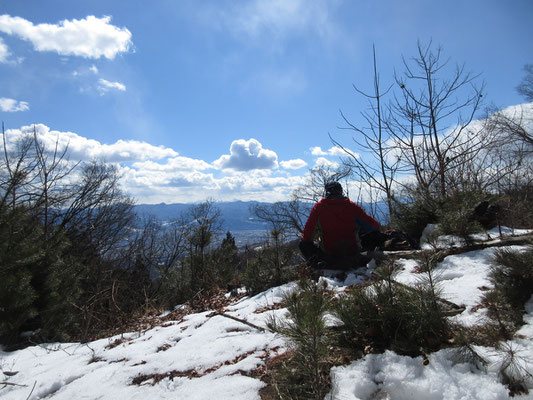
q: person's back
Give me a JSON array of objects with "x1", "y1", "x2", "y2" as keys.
[
  {"x1": 304, "y1": 197, "x2": 377, "y2": 254},
  {"x1": 300, "y1": 181, "x2": 380, "y2": 269}
]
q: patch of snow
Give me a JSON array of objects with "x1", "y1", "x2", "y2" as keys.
[
  {"x1": 329, "y1": 349, "x2": 512, "y2": 400},
  {"x1": 420, "y1": 223, "x2": 439, "y2": 242},
  {"x1": 324, "y1": 313, "x2": 344, "y2": 328},
  {"x1": 518, "y1": 296, "x2": 533, "y2": 339},
  {"x1": 343, "y1": 268, "x2": 373, "y2": 287}
]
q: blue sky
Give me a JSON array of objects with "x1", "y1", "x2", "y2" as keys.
[{"x1": 1, "y1": 0, "x2": 532, "y2": 203}]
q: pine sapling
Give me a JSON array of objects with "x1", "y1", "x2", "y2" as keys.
[{"x1": 267, "y1": 279, "x2": 331, "y2": 400}]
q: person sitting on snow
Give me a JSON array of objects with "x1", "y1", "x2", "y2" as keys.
[{"x1": 299, "y1": 181, "x2": 381, "y2": 270}]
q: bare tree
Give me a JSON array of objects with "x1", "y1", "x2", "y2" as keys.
[
  {"x1": 481, "y1": 105, "x2": 533, "y2": 208},
  {"x1": 390, "y1": 40, "x2": 485, "y2": 200},
  {"x1": 0, "y1": 124, "x2": 37, "y2": 210},
  {"x1": 486, "y1": 106, "x2": 533, "y2": 149},
  {"x1": 251, "y1": 165, "x2": 351, "y2": 239},
  {"x1": 61, "y1": 161, "x2": 136, "y2": 341},
  {"x1": 30, "y1": 127, "x2": 79, "y2": 241},
  {"x1": 294, "y1": 163, "x2": 351, "y2": 203},
  {"x1": 118, "y1": 214, "x2": 188, "y2": 303},
  {"x1": 334, "y1": 45, "x2": 401, "y2": 217},
  {"x1": 61, "y1": 161, "x2": 135, "y2": 257},
  {"x1": 251, "y1": 199, "x2": 309, "y2": 238}
]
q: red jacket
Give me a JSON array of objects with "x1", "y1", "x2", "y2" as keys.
[{"x1": 302, "y1": 197, "x2": 380, "y2": 255}]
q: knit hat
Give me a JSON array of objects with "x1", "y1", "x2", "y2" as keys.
[{"x1": 324, "y1": 181, "x2": 343, "y2": 198}]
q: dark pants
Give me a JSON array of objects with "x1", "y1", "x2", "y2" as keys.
[{"x1": 299, "y1": 240, "x2": 370, "y2": 270}]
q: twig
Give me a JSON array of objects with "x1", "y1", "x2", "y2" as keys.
[
  {"x1": 26, "y1": 381, "x2": 37, "y2": 400},
  {"x1": 215, "y1": 311, "x2": 266, "y2": 332},
  {"x1": 0, "y1": 381, "x2": 27, "y2": 387},
  {"x1": 187, "y1": 289, "x2": 205, "y2": 304}
]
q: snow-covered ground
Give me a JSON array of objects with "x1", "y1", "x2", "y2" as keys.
[
  {"x1": 1, "y1": 235, "x2": 532, "y2": 399},
  {"x1": 329, "y1": 245, "x2": 533, "y2": 400},
  {"x1": 0, "y1": 285, "x2": 294, "y2": 400}
]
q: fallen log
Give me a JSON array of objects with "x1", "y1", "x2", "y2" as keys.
[{"x1": 383, "y1": 233, "x2": 533, "y2": 259}]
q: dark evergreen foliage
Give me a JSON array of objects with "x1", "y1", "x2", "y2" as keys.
[
  {"x1": 267, "y1": 279, "x2": 331, "y2": 400},
  {"x1": 391, "y1": 196, "x2": 437, "y2": 245},
  {"x1": 436, "y1": 190, "x2": 485, "y2": 244},
  {"x1": 333, "y1": 259, "x2": 451, "y2": 354},
  {"x1": 0, "y1": 206, "x2": 40, "y2": 341},
  {"x1": 484, "y1": 246, "x2": 533, "y2": 328}
]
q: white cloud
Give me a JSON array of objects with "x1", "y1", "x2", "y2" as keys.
[
  {"x1": 121, "y1": 165, "x2": 216, "y2": 189},
  {"x1": 314, "y1": 157, "x2": 339, "y2": 169},
  {"x1": 0, "y1": 15, "x2": 132, "y2": 59},
  {"x1": 280, "y1": 158, "x2": 307, "y2": 170},
  {"x1": 310, "y1": 145, "x2": 358, "y2": 158},
  {"x1": 2, "y1": 124, "x2": 311, "y2": 203},
  {"x1": 0, "y1": 97, "x2": 29, "y2": 112},
  {"x1": 97, "y1": 78, "x2": 126, "y2": 94},
  {"x1": 132, "y1": 157, "x2": 212, "y2": 172},
  {"x1": 0, "y1": 37, "x2": 9, "y2": 62},
  {"x1": 4, "y1": 124, "x2": 177, "y2": 162},
  {"x1": 218, "y1": 174, "x2": 304, "y2": 193},
  {"x1": 310, "y1": 146, "x2": 328, "y2": 156},
  {"x1": 120, "y1": 160, "x2": 307, "y2": 203},
  {"x1": 73, "y1": 64, "x2": 99, "y2": 77},
  {"x1": 213, "y1": 138, "x2": 278, "y2": 171},
  {"x1": 328, "y1": 146, "x2": 348, "y2": 156}
]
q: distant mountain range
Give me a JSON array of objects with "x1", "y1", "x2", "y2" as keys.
[
  {"x1": 134, "y1": 201, "x2": 283, "y2": 246},
  {"x1": 134, "y1": 200, "x2": 389, "y2": 246},
  {"x1": 134, "y1": 201, "x2": 273, "y2": 231}
]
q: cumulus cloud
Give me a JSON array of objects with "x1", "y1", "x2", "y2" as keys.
[
  {"x1": 0, "y1": 37, "x2": 9, "y2": 62},
  {"x1": 166, "y1": 172, "x2": 215, "y2": 188},
  {"x1": 280, "y1": 158, "x2": 307, "y2": 170},
  {"x1": 2, "y1": 123, "x2": 315, "y2": 203},
  {"x1": 120, "y1": 158, "x2": 308, "y2": 203},
  {"x1": 0, "y1": 97, "x2": 29, "y2": 112},
  {"x1": 213, "y1": 138, "x2": 278, "y2": 171},
  {"x1": 132, "y1": 157, "x2": 211, "y2": 172},
  {"x1": 0, "y1": 15, "x2": 132, "y2": 59},
  {"x1": 218, "y1": 174, "x2": 304, "y2": 193},
  {"x1": 314, "y1": 157, "x2": 339, "y2": 169},
  {"x1": 121, "y1": 165, "x2": 216, "y2": 189},
  {"x1": 4, "y1": 124, "x2": 178, "y2": 162},
  {"x1": 122, "y1": 170, "x2": 306, "y2": 203},
  {"x1": 328, "y1": 146, "x2": 348, "y2": 156},
  {"x1": 97, "y1": 78, "x2": 126, "y2": 94},
  {"x1": 310, "y1": 146, "x2": 327, "y2": 156}
]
